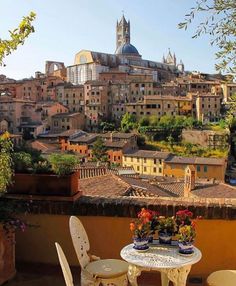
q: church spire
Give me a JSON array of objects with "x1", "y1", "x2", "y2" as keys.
[{"x1": 116, "y1": 14, "x2": 130, "y2": 50}]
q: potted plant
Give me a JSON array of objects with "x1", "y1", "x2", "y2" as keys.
[
  {"x1": 175, "y1": 209, "x2": 196, "y2": 255},
  {"x1": 8, "y1": 152, "x2": 80, "y2": 196},
  {"x1": 138, "y1": 208, "x2": 158, "y2": 243},
  {"x1": 177, "y1": 223, "x2": 196, "y2": 255},
  {"x1": 0, "y1": 132, "x2": 29, "y2": 284},
  {"x1": 130, "y1": 208, "x2": 154, "y2": 251},
  {"x1": 157, "y1": 216, "x2": 177, "y2": 244}
]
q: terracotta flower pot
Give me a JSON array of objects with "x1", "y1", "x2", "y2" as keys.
[
  {"x1": 0, "y1": 225, "x2": 16, "y2": 285},
  {"x1": 7, "y1": 172, "x2": 80, "y2": 196}
]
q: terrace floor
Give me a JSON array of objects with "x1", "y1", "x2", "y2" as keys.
[{"x1": 5, "y1": 262, "x2": 207, "y2": 286}]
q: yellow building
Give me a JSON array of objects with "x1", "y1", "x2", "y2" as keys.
[
  {"x1": 125, "y1": 95, "x2": 192, "y2": 120},
  {"x1": 123, "y1": 150, "x2": 170, "y2": 176},
  {"x1": 163, "y1": 155, "x2": 226, "y2": 181},
  {"x1": 123, "y1": 150, "x2": 226, "y2": 181}
]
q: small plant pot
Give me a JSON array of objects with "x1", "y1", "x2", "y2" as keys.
[
  {"x1": 178, "y1": 241, "x2": 194, "y2": 255},
  {"x1": 133, "y1": 237, "x2": 149, "y2": 251},
  {"x1": 148, "y1": 235, "x2": 154, "y2": 243},
  {"x1": 158, "y1": 232, "x2": 172, "y2": 244}
]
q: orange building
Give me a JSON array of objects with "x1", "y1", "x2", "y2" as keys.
[{"x1": 60, "y1": 132, "x2": 138, "y2": 165}]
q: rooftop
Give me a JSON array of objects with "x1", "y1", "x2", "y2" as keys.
[{"x1": 124, "y1": 150, "x2": 171, "y2": 159}]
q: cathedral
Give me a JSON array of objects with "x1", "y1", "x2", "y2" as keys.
[{"x1": 67, "y1": 15, "x2": 184, "y2": 85}]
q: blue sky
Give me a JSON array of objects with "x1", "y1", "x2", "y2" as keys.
[{"x1": 0, "y1": 0, "x2": 217, "y2": 79}]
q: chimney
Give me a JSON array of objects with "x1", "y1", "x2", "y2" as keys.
[
  {"x1": 184, "y1": 165, "x2": 196, "y2": 197},
  {"x1": 110, "y1": 132, "x2": 113, "y2": 142}
]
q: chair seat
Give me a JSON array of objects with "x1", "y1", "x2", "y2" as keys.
[
  {"x1": 207, "y1": 270, "x2": 236, "y2": 286},
  {"x1": 85, "y1": 259, "x2": 128, "y2": 279}
]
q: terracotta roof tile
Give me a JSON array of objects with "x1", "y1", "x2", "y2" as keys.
[{"x1": 80, "y1": 174, "x2": 130, "y2": 197}]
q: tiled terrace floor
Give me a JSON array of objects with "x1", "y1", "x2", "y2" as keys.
[{"x1": 5, "y1": 262, "x2": 206, "y2": 286}]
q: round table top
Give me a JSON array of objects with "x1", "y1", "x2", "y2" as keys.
[{"x1": 120, "y1": 243, "x2": 202, "y2": 269}]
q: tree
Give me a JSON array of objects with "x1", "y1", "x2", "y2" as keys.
[
  {"x1": 225, "y1": 93, "x2": 236, "y2": 130},
  {"x1": 0, "y1": 133, "x2": 13, "y2": 192},
  {"x1": 100, "y1": 121, "x2": 115, "y2": 132},
  {"x1": 179, "y1": 0, "x2": 236, "y2": 73},
  {"x1": 0, "y1": 11, "x2": 36, "y2": 66},
  {"x1": 91, "y1": 137, "x2": 108, "y2": 162},
  {"x1": 121, "y1": 113, "x2": 137, "y2": 133}
]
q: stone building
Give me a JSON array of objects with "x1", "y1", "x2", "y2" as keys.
[
  {"x1": 51, "y1": 112, "x2": 85, "y2": 133},
  {"x1": 67, "y1": 16, "x2": 182, "y2": 85}
]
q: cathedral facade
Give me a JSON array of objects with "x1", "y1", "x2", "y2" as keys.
[{"x1": 67, "y1": 16, "x2": 184, "y2": 85}]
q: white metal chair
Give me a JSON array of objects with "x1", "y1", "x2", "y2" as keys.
[
  {"x1": 69, "y1": 216, "x2": 128, "y2": 286},
  {"x1": 207, "y1": 270, "x2": 236, "y2": 286},
  {"x1": 55, "y1": 242, "x2": 74, "y2": 286}
]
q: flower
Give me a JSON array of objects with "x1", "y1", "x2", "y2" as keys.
[
  {"x1": 157, "y1": 216, "x2": 177, "y2": 234},
  {"x1": 177, "y1": 222, "x2": 196, "y2": 243},
  {"x1": 176, "y1": 209, "x2": 193, "y2": 229},
  {"x1": 130, "y1": 208, "x2": 158, "y2": 239}
]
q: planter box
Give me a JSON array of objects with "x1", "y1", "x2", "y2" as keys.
[
  {"x1": 8, "y1": 172, "x2": 80, "y2": 196},
  {"x1": 0, "y1": 225, "x2": 16, "y2": 285}
]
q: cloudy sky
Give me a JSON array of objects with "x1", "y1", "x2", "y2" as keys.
[{"x1": 0, "y1": 0, "x2": 217, "y2": 79}]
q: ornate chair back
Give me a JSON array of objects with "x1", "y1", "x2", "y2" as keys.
[
  {"x1": 69, "y1": 216, "x2": 90, "y2": 269},
  {"x1": 55, "y1": 242, "x2": 74, "y2": 286}
]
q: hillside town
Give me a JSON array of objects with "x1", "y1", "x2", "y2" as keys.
[
  {"x1": 1, "y1": 15, "x2": 236, "y2": 190},
  {"x1": 2, "y1": 3, "x2": 236, "y2": 286}
]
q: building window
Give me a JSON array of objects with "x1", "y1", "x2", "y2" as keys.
[
  {"x1": 144, "y1": 166, "x2": 147, "y2": 172},
  {"x1": 144, "y1": 158, "x2": 146, "y2": 163},
  {"x1": 197, "y1": 165, "x2": 201, "y2": 172},
  {"x1": 124, "y1": 157, "x2": 126, "y2": 161},
  {"x1": 137, "y1": 166, "x2": 140, "y2": 171},
  {"x1": 154, "y1": 159, "x2": 156, "y2": 164},
  {"x1": 153, "y1": 167, "x2": 157, "y2": 172},
  {"x1": 131, "y1": 158, "x2": 133, "y2": 162},
  {"x1": 204, "y1": 165, "x2": 208, "y2": 173},
  {"x1": 159, "y1": 167, "x2": 162, "y2": 173}
]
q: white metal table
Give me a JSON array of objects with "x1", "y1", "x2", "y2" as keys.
[{"x1": 120, "y1": 243, "x2": 202, "y2": 286}]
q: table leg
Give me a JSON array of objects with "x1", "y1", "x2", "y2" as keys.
[
  {"x1": 162, "y1": 265, "x2": 192, "y2": 286},
  {"x1": 127, "y1": 264, "x2": 142, "y2": 286},
  {"x1": 161, "y1": 272, "x2": 170, "y2": 286}
]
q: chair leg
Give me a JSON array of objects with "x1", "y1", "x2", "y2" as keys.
[{"x1": 100, "y1": 274, "x2": 128, "y2": 286}]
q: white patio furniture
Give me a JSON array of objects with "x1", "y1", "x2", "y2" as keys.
[
  {"x1": 69, "y1": 215, "x2": 128, "y2": 286},
  {"x1": 55, "y1": 242, "x2": 74, "y2": 286},
  {"x1": 207, "y1": 270, "x2": 236, "y2": 286}
]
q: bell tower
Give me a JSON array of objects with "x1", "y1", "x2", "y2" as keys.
[{"x1": 116, "y1": 15, "x2": 130, "y2": 50}]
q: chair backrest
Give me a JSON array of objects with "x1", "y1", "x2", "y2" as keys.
[
  {"x1": 55, "y1": 242, "x2": 74, "y2": 286},
  {"x1": 69, "y1": 216, "x2": 90, "y2": 268}
]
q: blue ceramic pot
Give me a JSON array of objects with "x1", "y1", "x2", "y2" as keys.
[
  {"x1": 133, "y1": 237, "x2": 149, "y2": 251},
  {"x1": 158, "y1": 232, "x2": 172, "y2": 244},
  {"x1": 148, "y1": 236, "x2": 154, "y2": 243},
  {"x1": 178, "y1": 241, "x2": 194, "y2": 254}
]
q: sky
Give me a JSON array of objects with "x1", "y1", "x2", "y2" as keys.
[{"x1": 0, "y1": 0, "x2": 218, "y2": 80}]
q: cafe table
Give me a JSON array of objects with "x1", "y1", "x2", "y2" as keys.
[{"x1": 120, "y1": 242, "x2": 202, "y2": 286}]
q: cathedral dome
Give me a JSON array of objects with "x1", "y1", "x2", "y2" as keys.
[{"x1": 115, "y1": 43, "x2": 140, "y2": 56}]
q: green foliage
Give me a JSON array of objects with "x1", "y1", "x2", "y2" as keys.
[
  {"x1": 137, "y1": 134, "x2": 146, "y2": 147},
  {"x1": 145, "y1": 140, "x2": 228, "y2": 158},
  {"x1": 158, "y1": 216, "x2": 177, "y2": 234},
  {"x1": 33, "y1": 159, "x2": 51, "y2": 174},
  {"x1": 0, "y1": 12, "x2": 36, "y2": 65},
  {"x1": 225, "y1": 94, "x2": 236, "y2": 130},
  {"x1": 48, "y1": 153, "x2": 79, "y2": 176},
  {"x1": 100, "y1": 121, "x2": 115, "y2": 132},
  {"x1": 179, "y1": 0, "x2": 236, "y2": 73},
  {"x1": 91, "y1": 137, "x2": 108, "y2": 162},
  {"x1": 14, "y1": 142, "x2": 42, "y2": 163},
  {"x1": 121, "y1": 113, "x2": 137, "y2": 132},
  {"x1": 0, "y1": 134, "x2": 13, "y2": 193},
  {"x1": 12, "y1": 152, "x2": 32, "y2": 173},
  {"x1": 139, "y1": 116, "x2": 150, "y2": 127}
]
